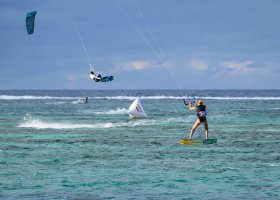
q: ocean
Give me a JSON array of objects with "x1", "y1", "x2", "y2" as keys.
[{"x1": 0, "y1": 90, "x2": 279, "y2": 199}]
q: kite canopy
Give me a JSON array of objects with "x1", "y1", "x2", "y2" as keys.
[
  {"x1": 127, "y1": 98, "x2": 148, "y2": 118},
  {"x1": 26, "y1": 11, "x2": 37, "y2": 35}
]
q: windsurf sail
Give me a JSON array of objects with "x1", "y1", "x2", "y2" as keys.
[
  {"x1": 26, "y1": 11, "x2": 37, "y2": 35},
  {"x1": 127, "y1": 97, "x2": 148, "y2": 118}
]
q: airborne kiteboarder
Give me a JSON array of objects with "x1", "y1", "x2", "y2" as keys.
[
  {"x1": 89, "y1": 64, "x2": 113, "y2": 83},
  {"x1": 89, "y1": 71, "x2": 102, "y2": 82}
]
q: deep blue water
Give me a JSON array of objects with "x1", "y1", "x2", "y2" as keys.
[{"x1": 0, "y1": 90, "x2": 280, "y2": 199}]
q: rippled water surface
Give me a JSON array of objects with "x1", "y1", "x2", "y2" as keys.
[{"x1": 0, "y1": 90, "x2": 280, "y2": 199}]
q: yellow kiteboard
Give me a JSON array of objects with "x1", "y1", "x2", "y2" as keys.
[{"x1": 180, "y1": 138, "x2": 217, "y2": 145}]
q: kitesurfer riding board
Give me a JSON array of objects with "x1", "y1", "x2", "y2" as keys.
[
  {"x1": 183, "y1": 97, "x2": 209, "y2": 140},
  {"x1": 181, "y1": 96, "x2": 216, "y2": 144}
]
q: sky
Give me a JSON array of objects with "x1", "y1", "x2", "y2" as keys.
[{"x1": 0, "y1": 0, "x2": 279, "y2": 90}]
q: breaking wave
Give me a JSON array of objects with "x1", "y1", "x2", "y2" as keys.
[{"x1": 2, "y1": 95, "x2": 280, "y2": 100}]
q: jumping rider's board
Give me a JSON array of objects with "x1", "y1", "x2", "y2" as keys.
[
  {"x1": 180, "y1": 138, "x2": 217, "y2": 145},
  {"x1": 101, "y1": 76, "x2": 114, "y2": 82}
]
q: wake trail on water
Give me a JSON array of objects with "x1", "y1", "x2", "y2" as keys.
[
  {"x1": 18, "y1": 120, "x2": 115, "y2": 129},
  {"x1": 17, "y1": 115, "x2": 191, "y2": 130},
  {"x1": 46, "y1": 99, "x2": 86, "y2": 105},
  {"x1": 18, "y1": 115, "x2": 152, "y2": 129},
  {"x1": 94, "y1": 108, "x2": 128, "y2": 115}
]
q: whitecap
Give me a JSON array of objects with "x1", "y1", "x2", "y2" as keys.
[{"x1": 1, "y1": 95, "x2": 280, "y2": 101}]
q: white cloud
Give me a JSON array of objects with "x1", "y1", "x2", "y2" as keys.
[
  {"x1": 123, "y1": 60, "x2": 155, "y2": 71},
  {"x1": 190, "y1": 60, "x2": 208, "y2": 71},
  {"x1": 218, "y1": 60, "x2": 257, "y2": 75}
]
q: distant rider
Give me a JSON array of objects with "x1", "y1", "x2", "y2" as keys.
[{"x1": 187, "y1": 99, "x2": 209, "y2": 139}]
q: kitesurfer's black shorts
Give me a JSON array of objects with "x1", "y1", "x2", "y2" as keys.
[{"x1": 198, "y1": 117, "x2": 206, "y2": 123}]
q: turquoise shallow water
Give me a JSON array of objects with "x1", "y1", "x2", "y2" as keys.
[{"x1": 0, "y1": 90, "x2": 280, "y2": 199}]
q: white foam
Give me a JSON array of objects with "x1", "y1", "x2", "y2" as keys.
[
  {"x1": 84, "y1": 95, "x2": 280, "y2": 100},
  {"x1": 1, "y1": 95, "x2": 280, "y2": 101},
  {"x1": 94, "y1": 95, "x2": 176, "y2": 100},
  {"x1": 17, "y1": 115, "x2": 157, "y2": 129},
  {"x1": 201, "y1": 96, "x2": 280, "y2": 100},
  {"x1": 18, "y1": 118, "x2": 116, "y2": 129},
  {"x1": 72, "y1": 99, "x2": 85, "y2": 104},
  {"x1": 0, "y1": 95, "x2": 78, "y2": 100},
  {"x1": 263, "y1": 163, "x2": 280, "y2": 167},
  {"x1": 95, "y1": 108, "x2": 128, "y2": 115},
  {"x1": 45, "y1": 99, "x2": 85, "y2": 105}
]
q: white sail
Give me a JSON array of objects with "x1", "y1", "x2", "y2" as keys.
[{"x1": 127, "y1": 98, "x2": 148, "y2": 118}]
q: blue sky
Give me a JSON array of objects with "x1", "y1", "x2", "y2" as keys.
[{"x1": 0, "y1": 0, "x2": 279, "y2": 89}]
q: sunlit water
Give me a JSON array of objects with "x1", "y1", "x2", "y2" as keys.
[{"x1": 0, "y1": 90, "x2": 279, "y2": 199}]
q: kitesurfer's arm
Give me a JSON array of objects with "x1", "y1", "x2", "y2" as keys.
[
  {"x1": 183, "y1": 99, "x2": 188, "y2": 106},
  {"x1": 96, "y1": 74, "x2": 102, "y2": 80},
  {"x1": 189, "y1": 102, "x2": 196, "y2": 111}
]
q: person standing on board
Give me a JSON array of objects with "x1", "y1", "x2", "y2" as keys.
[{"x1": 188, "y1": 99, "x2": 209, "y2": 139}]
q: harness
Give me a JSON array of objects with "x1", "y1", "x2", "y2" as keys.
[{"x1": 196, "y1": 105, "x2": 206, "y2": 117}]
